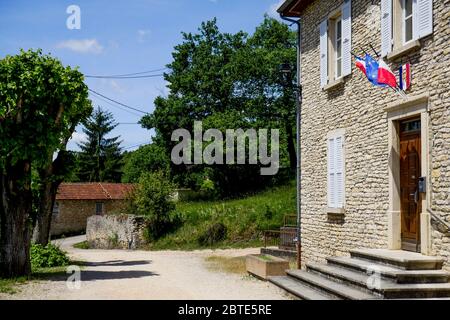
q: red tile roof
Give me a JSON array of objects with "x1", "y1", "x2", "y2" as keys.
[{"x1": 56, "y1": 183, "x2": 135, "y2": 200}]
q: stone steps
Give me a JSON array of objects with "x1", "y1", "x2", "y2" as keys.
[
  {"x1": 268, "y1": 248, "x2": 450, "y2": 300},
  {"x1": 349, "y1": 249, "x2": 444, "y2": 270},
  {"x1": 327, "y1": 256, "x2": 449, "y2": 283},
  {"x1": 286, "y1": 269, "x2": 379, "y2": 300},
  {"x1": 269, "y1": 276, "x2": 339, "y2": 300}
]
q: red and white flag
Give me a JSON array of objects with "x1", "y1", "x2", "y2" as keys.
[
  {"x1": 399, "y1": 63, "x2": 411, "y2": 91},
  {"x1": 377, "y1": 59, "x2": 398, "y2": 88}
]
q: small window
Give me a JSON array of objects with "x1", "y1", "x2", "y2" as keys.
[
  {"x1": 96, "y1": 202, "x2": 104, "y2": 215},
  {"x1": 335, "y1": 18, "x2": 343, "y2": 79},
  {"x1": 52, "y1": 202, "x2": 60, "y2": 216},
  {"x1": 403, "y1": 0, "x2": 414, "y2": 44}
]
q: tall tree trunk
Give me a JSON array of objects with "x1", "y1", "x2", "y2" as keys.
[
  {"x1": 32, "y1": 151, "x2": 66, "y2": 245},
  {"x1": 0, "y1": 161, "x2": 32, "y2": 278},
  {"x1": 285, "y1": 122, "x2": 297, "y2": 170}
]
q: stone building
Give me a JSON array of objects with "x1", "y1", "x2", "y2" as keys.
[
  {"x1": 51, "y1": 183, "x2": 135, "y2": 237},
  {"x1": 277, "y1": 0, "x2": 449, "y2": 269}
]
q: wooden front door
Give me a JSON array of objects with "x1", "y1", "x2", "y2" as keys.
[{"x1": 399, "y1": 118, "x2": 422, "y2": 252}]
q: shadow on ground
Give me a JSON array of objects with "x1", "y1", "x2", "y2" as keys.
[{"x1": 82, "y1": 260, "x2": 152, "y2": 267}]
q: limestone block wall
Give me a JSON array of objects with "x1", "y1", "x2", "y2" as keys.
[
  {"x1": 86, "y1": 215, "x2": 148, "y2": 250},
  {"x1": 298, "y1": 0, "x2": 450, "y2": 268}
]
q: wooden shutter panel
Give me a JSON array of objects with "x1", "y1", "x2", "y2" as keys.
[
  {"x1": 341, "y1": 0, "x2": 352, "y2": 77},
  {"x1": 320, "y1": 19, "x2": 328, "y2": 88},
  {"x1": 334, "y1": 136, "x2": 344, "y2": 208},
  {"x1": 380, "y1": 0, "x2": 392, "y2": 57},
  {"x1": 415, "y1": 0, "x2": 433, "y2": 39},
  {"x1": 328, "y1": 138, "x2": 335, "y2": 208}
]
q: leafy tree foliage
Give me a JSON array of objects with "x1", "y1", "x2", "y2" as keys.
[
  {"x1": 76, "y1": 107, "x2": 123, "y2": 182},
  {"x1": 122, "y1": 143, "x2": 170, "y2": 183},
  {"x1": 0, "y1": 49, "x2": 92, "y2": 277},
  {"x1": 140, "y1": 17, "x2": 297, "y2": 197}
]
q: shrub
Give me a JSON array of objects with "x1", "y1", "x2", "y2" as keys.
[
  {"x1": 30, "y1": 243, "x2": 70, "y2": 270},
  {"x1": 197, "y1": 223, "x2": 227, "y2": 246},
  {"x1": 129, "y1": 171, "x2": 180, "y2": 240}
]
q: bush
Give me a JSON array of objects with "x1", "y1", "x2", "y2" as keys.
[
  {"x1": 30, "y1": 243, "x2": 70, "y2": 270},
  {"x1": 129, "y1": 171, "x2": 180, "y2": 240},
  {"x1": 197, "y1": 223, "x2": 227, "y2": 246}
]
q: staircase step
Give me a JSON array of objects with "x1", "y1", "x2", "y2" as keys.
[
  {"x1": 286, "y1": 270, "x2": 379, "y2": 300},
  {"x1": 328, "y1": 256, "x2": 450, "y2": 283},
  {"x1": 350, "y1": 249, "x2": 444, "y2": 270},
  {"x1": 307, "y1": 262, "x2": 450, "y2": 299},
  {"x1": 269, "y1": 276, "x2": 339, "y2": 300}
]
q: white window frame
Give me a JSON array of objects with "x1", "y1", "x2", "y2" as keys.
[
  {"x1": 52, "y1": 202, "x2": 60, "y2": 216},
  {"x1": 335, "y1": 17, "x2": 343, "y2": 80},
  {"x1": 402, "y1": 0, "x2": 414, "y2": 45},
  {"x1": 327, "y1": 129, "x2": 346, "y2": 210}
]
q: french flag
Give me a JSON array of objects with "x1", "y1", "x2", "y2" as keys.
[
  {"x1": 377, "y1": 59, "x2": 398, "y2": 88},
  {"x1": 355, "y1": 56, "x2": 367, "y2": 76},
  {"x1": 399, "y1": 63, "x2": 411, "y2": 91}
]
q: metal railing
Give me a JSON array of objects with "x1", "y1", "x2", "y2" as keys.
[
  {"x1": 263, "y1": 229, "x2": 297, "y2": 250},
  {"x1": 283, "y1": 214, "x2": 297, "y2": 227},
  {"x1": 428, "y1": 208, "x2": 450, "y2": 235}
]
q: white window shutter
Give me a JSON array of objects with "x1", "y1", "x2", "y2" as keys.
[
  {"x1": 328, "y1": 138, "x2": 335, "y2": 208},
  {"x1": 415, "y1": 0, "x2": 433, "y2": 39},
  {"x1": 334, "y1": 136, "x2": 344, "y2": 208},
  {"x1": 341, "y1": 0, "x2": 352, "y2": 77},
  {"x1": 320, "y1": 19, "x2": 328, "y2": 88},
  {"x1": 380, "y1": 0, "x2": 392, "y2": 57}
]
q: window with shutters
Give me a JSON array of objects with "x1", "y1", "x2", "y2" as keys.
[
  {"x1": 320, "y1": 0, "x2": 352, "y2": 89},
  {"x1": 381, "y1": 0, "x2": 433, "y2": 59},
  {"x1": 327, "y1": 130, "x2": 345, "y2": 210}
]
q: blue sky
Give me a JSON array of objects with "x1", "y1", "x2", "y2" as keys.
[{"x1": 0, "y1": 0, "x2": 286, "y2": 151}]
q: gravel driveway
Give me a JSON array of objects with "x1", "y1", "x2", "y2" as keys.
[{"x1": 0, "y1": 236, "x2": 290, "y2": 300}]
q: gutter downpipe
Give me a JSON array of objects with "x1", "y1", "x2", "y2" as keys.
[{"x1": 280, "y1": 13, "x2": 302, "y2": 269}]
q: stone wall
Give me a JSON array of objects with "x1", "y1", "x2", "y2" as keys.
[
  {"x1": 298, "y1": 0, "x2": 450, "y2": 268},
  {"x1": 86, "y1": 215, "x2": 148, "y2": 250},
  {"x1": 51, "y1": 199, "x2": 127, "y2": 236}
]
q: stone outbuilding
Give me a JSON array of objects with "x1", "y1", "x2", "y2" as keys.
[{"x1": 50, "y1": 183, "x2": 135, "y2": 237}]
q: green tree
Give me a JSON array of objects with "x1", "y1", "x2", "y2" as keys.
[
  {"x1": 128, "y1": 171, "x2": 177, "y2": 240},
  {"x1": 0, "y1": 49, "x2": 92, "y2": 277},
  {"x1": 140, "y1": 17, "x2": 296, "y2": 196},
  {"x1": 77, "y1": 107, "x2": 123, "y2": 182},
  {"x1": 122, "y1": 143, "x2": 170, "y2": 183}
]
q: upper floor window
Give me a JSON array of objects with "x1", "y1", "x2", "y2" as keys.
[
  {"x1": 403, "y1": 0, "x2": 414, "y2": 44},
  {"x1": 381, "y1": 0, "x2": 433, "y2": 57},
  {"x1": 52, "y1": 202, "x2": 60, "y2": 216},
  {"x1": 320, "y1": 0, "x2": 352, "y2": 89}
]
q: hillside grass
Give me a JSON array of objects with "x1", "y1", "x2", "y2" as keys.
[{"x1": 147, "y1": 181, "x2": 296, "y2": 250}]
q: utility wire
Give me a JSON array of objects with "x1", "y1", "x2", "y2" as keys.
[
  {"x1": 88, "y1": 89, "x2": 149, "y2": 115},
  {"x1": 86, "y1": 67, "x2": 168, "y2": 78},
  {"x1": 85, "y1": 73, "x2": 165, "y2": 79},
  {"x1": 90, "y1": 95, "x2": 142, "y2": 117}
]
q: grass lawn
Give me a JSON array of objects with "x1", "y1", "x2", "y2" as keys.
[
  {"x1": 204, "y1": 256, "x2": 247, "y2": 275},
  {"x1": 147, "y1": 181, "x2": 296, "y2": 251}
]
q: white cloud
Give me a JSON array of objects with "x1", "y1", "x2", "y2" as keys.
[
  {"x1": 267, "y1": 0, "x2": 285, "y2": 20},
  {"x1": 56, "y1": 39, "x2": 104, "y2": 54},
  {"x1": 137, "y1": 29, "x2": 151, "y2": 43}
]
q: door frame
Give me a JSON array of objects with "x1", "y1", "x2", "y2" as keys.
[{"x1": 386, "y1": 94, "x2": 431, "y2": 255}]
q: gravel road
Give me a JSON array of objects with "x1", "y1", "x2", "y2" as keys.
[{"x1": 0, "y1": 235, "x2": 290, "y2": 300}]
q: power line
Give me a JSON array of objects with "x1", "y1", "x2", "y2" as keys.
[
  {"x1": 88, "y1": 89, "x2": 149, "y2": 115},
  {"x1": 90, "y1": 95, "x2": 142, "y2": 117},
  {"x1": 123, "y1": 142, "x2": 151, "y2": 150},
  {"x1": 85, "y1": 73, "x2": 165, "y2": 79},
  {"x1": 87, "y1": 67, "x2": 168, "y2": 78}
]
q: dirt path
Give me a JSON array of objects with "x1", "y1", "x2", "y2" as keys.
[{"x1": 0, "y1": 236, "x2": 290, "y2": 300}]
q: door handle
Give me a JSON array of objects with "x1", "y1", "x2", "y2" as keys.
[{"x1": 409, "y1": 190, "x2": 419, "y2": 204}]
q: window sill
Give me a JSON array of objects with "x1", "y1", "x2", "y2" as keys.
[
  {"x1": 322, "y1": 77, "x2": 344, "y2": 91},
  {"x1": 387, "y1": 40, "x2": 421, "y2": 61},
  {"x1": 326, "y1": 207, "x2": 345, "y2": 216}
]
